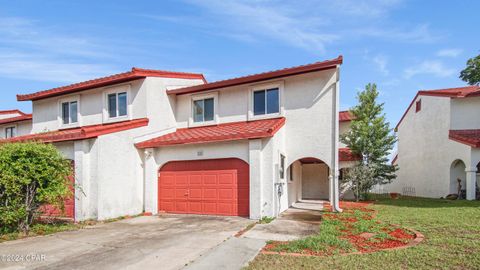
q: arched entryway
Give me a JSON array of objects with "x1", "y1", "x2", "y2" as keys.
[
  {"x1": 287, "y1": 157, "x2": 330, "y2": 206},
  {"x1": 450, "y1": 159, "x2": 466, "y2": 197},
  {"x1": 158, "y1": 158, "x2": 249, "y2": 217}
]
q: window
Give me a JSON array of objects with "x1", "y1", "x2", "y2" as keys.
[
  {"x1": 108, "y1": 92, "x2": 128, "y2": 118},
  {"x1": 279, "y1": 154, "x2": 286, "y2": 179},
  {"x1": 288, "y1": 165, "x2": 294, "y2": 182},
  {"x1": 415, "y1": 99, "x2": 422, "y2": 113},
  {"x1": 253, "y1": 88, "x2": 279, "y2": 116},
  {"x1": 61, "y1": 101, "x2": 78, "y2": 125},
  {"x1": 5, "y1": 127, "x2": 16, "y2": 138},
  {"x1": 193, "y1": 98, "x2": 214, "y2": 122}
]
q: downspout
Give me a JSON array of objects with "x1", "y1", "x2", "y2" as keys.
[{"x1": 331, "y1": 65, "x2": 342, "y2": 212}]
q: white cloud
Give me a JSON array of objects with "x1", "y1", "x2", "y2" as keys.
[
  {"x1": 404, "y1": 60, "x2": 456, "y2": 79},
  {"x1": 185, "y1": 0, "x2": 338, "y2": 54},
  {"x1": 356, "y1": 24, "x2": 441, "y2": 43},
  {"x1": 0, "y1": 16, "x2": 118, "y2": 83},
  {"x1": 437, "y1": 48, "x2": 463, "y2": 57},
  {"x1": 373, "y1": 54, "x2": 389, "y2": 75}
]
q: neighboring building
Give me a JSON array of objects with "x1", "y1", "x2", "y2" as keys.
[
  {"x1": 388, "y1": 86, "x2": 480, "y2": 200},
  {"x1": 1, "y1": 56, "x2": 353, "y2": 221},
  {"x1": 0, "y1": 110, "x2": 32, "y2": 139}
]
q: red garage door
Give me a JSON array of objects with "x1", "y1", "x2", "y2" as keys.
[{"x1": 158, "y1": 158, "x2": 249, "y2": 217}]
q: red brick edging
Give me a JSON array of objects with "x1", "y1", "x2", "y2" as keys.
[{"x1": 261, "y1": 227, "x2": 425, "y2": 257}]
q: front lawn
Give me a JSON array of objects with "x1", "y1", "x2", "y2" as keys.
[{"x1": 247, "y1": 197, "x2": 480, "y2": 269}]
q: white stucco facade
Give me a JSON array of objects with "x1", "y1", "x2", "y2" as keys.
[
  {"x1": 388, "y1": 92, "x2": 480, "y2": 199},
  {"x1": 3, "y1": 59, "x2": 345, "y2": 221}
]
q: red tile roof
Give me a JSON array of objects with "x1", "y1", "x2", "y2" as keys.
[
  {"x1": 391, "y1": 154, "x2": 398, "y2": 165},
  {"x1": 0, "y1": 114, "x2": 32, "y2": 125},
  {"x1": 339, "y1": 111, "x2": 355, "y2": 122},
  {"x1": 17, "y1": 68, "x2": 206, "y2": 101},
  {"x1": 135, "y1": 117, "x2": 286, "y2": 148},
  {"x1": 395, "y1": 86, "x2": 480, "y2": 131},
  {"x1": 167, "y1": 56, "x2": 343, "y2": 95},
  {"x1": 449, "y1": 129, "x2": 480, "y2": 148},
  {"x1": 0, "y1": 118, "x2": 148, "y2": 144},
  {"x1": 339, "y1": 147, "x2": 362, "y2": 162},
  {"x1": 0, "y1": 109, "x2": 26, "y2": 115}
]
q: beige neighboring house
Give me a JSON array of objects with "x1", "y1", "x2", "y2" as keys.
[
  {"x1": 1, "y1": 56, "x2": 359, "y2": 221},
  {"x1": 0, "y1": 110, "x2": 32, "y2": 139},
  {"x1": 388, "y1": 86, "x2": 480, "y2": 200}
]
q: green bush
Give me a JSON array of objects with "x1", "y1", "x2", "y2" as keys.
[{"x1": 0, "y1": 142, "x2": 72, "y2": 234}]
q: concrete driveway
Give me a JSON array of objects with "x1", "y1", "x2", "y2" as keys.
[{"x1": 0, "y1": 214, "x2": 251, "y2": 270}]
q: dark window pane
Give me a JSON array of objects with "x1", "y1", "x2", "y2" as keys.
[
  {"x1": 266, "y1": 88, "x2": 279, "y2": 114},
  {"x1": 204, "y1": 98, "x2": 214, "y2": 121},
  {"x1": 5, "y1": 127, "x2": 15, "y2": 138},
  {"x1": 118, "y1": 92, "x2": 127, "y2": 116},
  {"x1": 253, "y1": 90, "x2": 266, "y2": 115},
  {"x1": 108, "y1": 93, "x2": 117, "y2": 118},
  {"x1": 70, "y1": 101, "x2": 78, "y2": 123},
  {"x1": 193, "y1": 100, "x2": 204, "y2": 122},
  {"x1": 62, "y1": 102, "x2": 70, "y2": 124}
]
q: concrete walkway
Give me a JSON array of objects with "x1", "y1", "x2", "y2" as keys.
[
  {"x1": 0, "y1": 215, "x2": 250, "y2": 270},
  {"x1": 184, "y1": 201, "x2": 324, "y2": 269}
]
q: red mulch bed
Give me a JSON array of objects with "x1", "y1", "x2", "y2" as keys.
[{"x1": 263, "y1": 201, "x2": 416, "y2": 256}]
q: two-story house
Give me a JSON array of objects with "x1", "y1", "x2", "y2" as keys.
[
  {"x1": 2, "y1": 56, "x2": 349, "y2": 221},
  {"x1": 389, "y1": 86, "x2": 480, "y2": 200},
  {"x1": 0, "y1": 110, "x2": 32, "y2": 139}
]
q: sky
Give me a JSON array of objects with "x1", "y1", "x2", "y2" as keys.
[{"x1": 0, "y1": 0, "x2": 478, "y2": 129}]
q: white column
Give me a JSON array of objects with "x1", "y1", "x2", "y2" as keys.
[
  {"x1": 466, "y1": 168, "x2": 477, "y2": 200},
  {"x1": 249, "y1": 139, "x2": 263, "y2": 220},
  {"x1": 144, "y1": 148, "x2": 158, "y2": 214},
  {"x1": 330, "y1": 66, "x2": 342, "y2": 212},
  {"x1": 74, "y1": 140, "x2": 90, "y2": 221}
]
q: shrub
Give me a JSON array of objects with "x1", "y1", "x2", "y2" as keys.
[{"x1": 0, "y1": 142, "x2": 72, "y2": 234}]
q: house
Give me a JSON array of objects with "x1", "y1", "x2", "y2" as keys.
[
  {"x1": 388, "y1": 86, "x2": 480, "y2": 200},
  {"x1": 0, "y1": 110, "x2": 32, "y2": 139},
  {"x1": 1, "y1": 56, "x2": 355, "y2": 221}
]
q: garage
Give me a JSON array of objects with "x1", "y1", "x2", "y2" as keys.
[{"x1": 158, "y1": 158, "x2": 249, "y2": 217}]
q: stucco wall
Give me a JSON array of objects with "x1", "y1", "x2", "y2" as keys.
[
  {"x1": 388, "y1": 95, "x2": 472, "y2": 198},
  {"x1": 31, "y1": 80, "x2": 146, "y2": 133},
  {"x1": 287, "y1": 161, "x2": 303, "y2": 206},
  {"x1": 450, "y1": 97, "x2": 480, "y2": 130},
  {"x1": 301, "y1": 163, "x2": 329, "y2": 199},
  {"x1": 0, "y1": 121, "x2": 32, "y2": 139}
]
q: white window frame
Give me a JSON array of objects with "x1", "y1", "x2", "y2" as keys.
[
  {"x1": 248, "y1": 81, "x2": 284, "y2": 121},
  {"x1": 189, "y1": 92, "x2": 219, "y2": 127},
  {"x1": 103, "y1": 85, "x2": 132, "y2": 123},
  {"x1": 58, "y1": 95, "x2": 81, "y2": 128},
  {"x1": 4, "y1": 125, "x2": 16, "y2": 139}
]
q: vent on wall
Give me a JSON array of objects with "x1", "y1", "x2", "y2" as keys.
[{"x1": 415, "y1": 99, "x2": 422, "y2": 113}]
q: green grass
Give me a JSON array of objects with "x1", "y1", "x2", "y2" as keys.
[
  {"x1": 0, "y1": 222, "x2": 82, "y2": 242},
  {"x1": 247, "y1": 197, "x2": 480, "y2": 270},
  {"x1": 259, "y1": 216, "x2": 276, "y2": 224}
]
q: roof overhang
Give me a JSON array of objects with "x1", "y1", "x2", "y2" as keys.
[
  {"x1": 449, "y1": 129, "x2": 480, "y2": 148},
  {"x1": 17, "y1": 68, "x2": 206, "y2": 102},
  {"x1": 167, "y1": 56, "x2": 343, "y2": 96}
]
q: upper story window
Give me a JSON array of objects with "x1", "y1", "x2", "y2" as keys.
[
  {"x1": 415, "y1": 99, "x2": 422, "y2": 113},
  {"x1": 253, "y1": 88, "x2": 279, "y2": 116},
  {"x1": 61, "y1": 101, "x2": 78, "y2": 125},
  {"x1": 193, "y1": 98, "x2": 214, "y2": 122},
  {"x1": 5, "y1": 126, "x2": 16, "y2": 138},
  {"x1": 108, "y1": 92, "x2": 127, "y2": 118}
]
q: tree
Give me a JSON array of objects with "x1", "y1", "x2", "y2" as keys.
[
  {"x1": 342, "y1": 164, "x2": 376, "y2": 201},
  {"x1": 0, "y1": 142, "x2": 72, "y2": 234},
  {"x1": 340, "y1": 83, "x2": 397, "y2": 200},
  {"x1": 460, "y1": 54, "x2": 480, "y2": 85}
]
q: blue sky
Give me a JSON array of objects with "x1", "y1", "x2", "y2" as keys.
[{"x1": 0, "y1": 0, "x2": 478, "y2": 128}]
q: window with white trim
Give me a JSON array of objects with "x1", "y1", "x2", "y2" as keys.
[
  {"x1": 61, "y1": 101, "x2": 78, "y2": 125},
  {"x1": 193, "y1": 98, "x2": 214, "y2": 123},
  {"x1": 5, "y1": 126, "x2": 16, "y2": 138},
  {"x1": 253, "y1": 88, "x2": 279, "y2": 116},
  {"x1": 107, "y1": 92, "x2": 128, "y2": 118}
]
